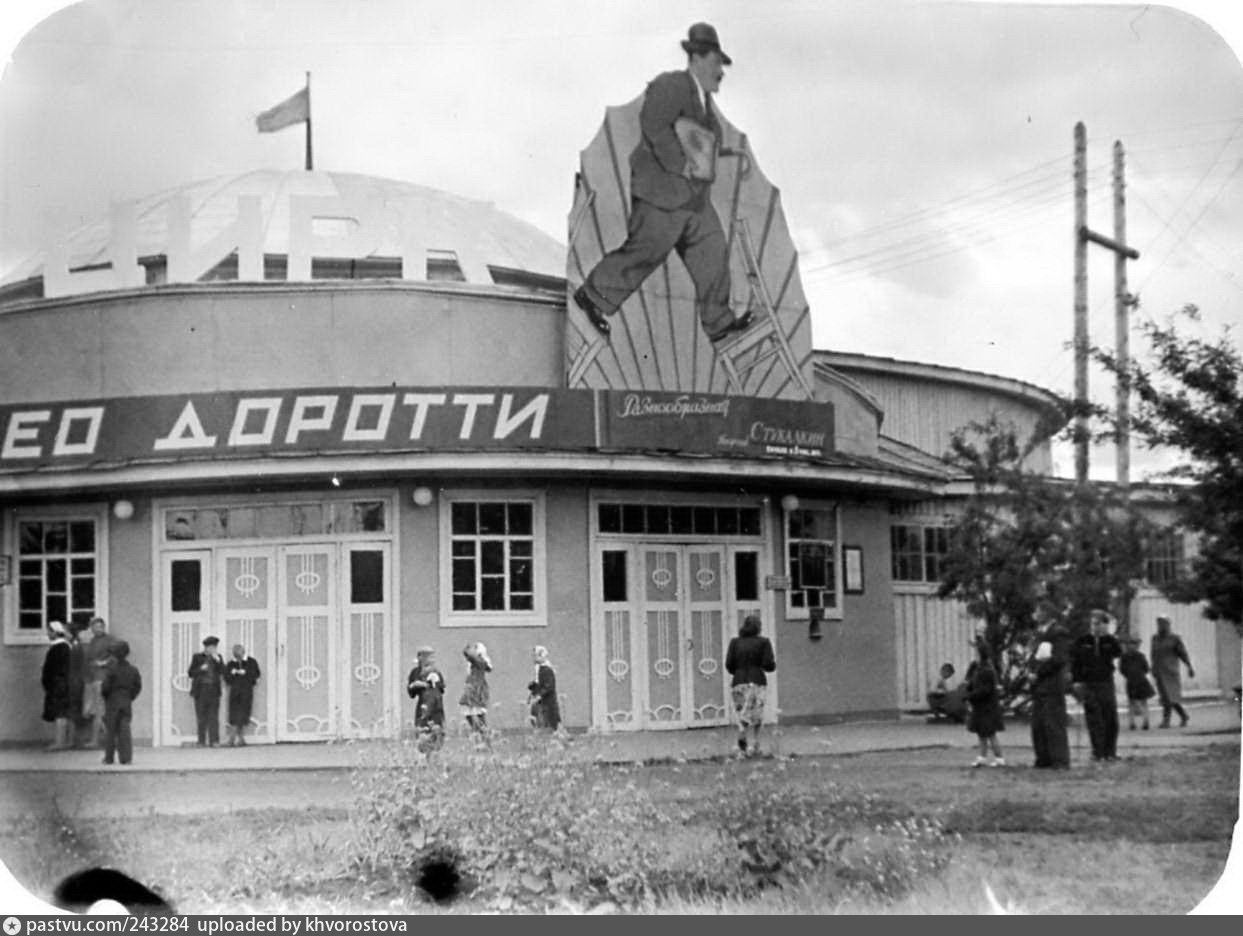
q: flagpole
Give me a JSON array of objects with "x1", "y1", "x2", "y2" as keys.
[{"x1": 304, "y1": 71, "x2": 313, "y2": 171}]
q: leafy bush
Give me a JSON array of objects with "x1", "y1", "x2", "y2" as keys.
[{"x1": 348, "y1": 739, "x2": 953, "y2": 912}]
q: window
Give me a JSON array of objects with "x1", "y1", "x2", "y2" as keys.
[
  {"x1": 597, "y1": 502, "x2": 762, "y2": 537},
  {"x1": 891, "y1": 524, "x2": 952, "y2": 583},
  {"x1": 6, "y1": 507, "x2": 108, "y2": 645},
  {"x1": 1145, "y1": 529, "x2": 1185, "y2": 586},
  {"x1": 785, "y1": 507, "x2": 839, "y2": 615},
  {"x1": 163, "y1": 500, "x2": 386, "y2": 541},
  {"x1": 441, "y1": 492, "x2": 545, "y2": 626}
]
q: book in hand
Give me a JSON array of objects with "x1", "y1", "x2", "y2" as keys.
[{"x1": 675, "y1": 117, "x2": 717, "y2": 182}]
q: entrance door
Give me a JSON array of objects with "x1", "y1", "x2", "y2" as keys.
[
  {"x1": 161, "y1": 550, "x2": 211, "y2": 746},
  {"x1": 217, "y1": 548, "x2": 276, "y2": 743},
  {"x1": 340, "y1": 544, "x2": 393, "y2": 739},
  {"x1": 640, "y1": 544, "x2": 731, "y2": 729},
  {"x1": 594, "y1": 542, "x2": 767, "y2": 731},
  {"x1": 276, "y1": 545, "x2": 337, "y2": 740}
]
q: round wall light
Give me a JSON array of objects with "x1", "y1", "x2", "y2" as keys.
[
  {"x1": 780, "y1": 494, "x2": 800, "y2": 513},
  {"x1": 412, "y1": 486, "x2": 435, "y2": 507},
  {"x1": 113, "y1": 500, "x2": 135, "y2": 520}
]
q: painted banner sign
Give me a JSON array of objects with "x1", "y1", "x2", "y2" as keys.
[
  {"x1": 0, "y1": 386, "x2": 834, "y2": 473},
  {"x1": 598, "y1": 391, "x2": 833, "y2": 460}
]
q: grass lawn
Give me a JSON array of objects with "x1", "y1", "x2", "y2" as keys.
[{"x1": 3, "y1": 742, "x2": 1238, "y2": 915}]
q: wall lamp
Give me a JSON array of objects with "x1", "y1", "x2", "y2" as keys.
[
  {"x1": 412, "y1": 486, "x2": 435, "y2": 507},
  {"x1": 808, "y1": 606, "x2": 824, "y2": 641},
  {"x1": 112, "y1": 500, "x2": 135, "y2": 520}
]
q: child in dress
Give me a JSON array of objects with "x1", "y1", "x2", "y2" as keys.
[
  {"x1": 1118, "y1": 635, "x2": 1156, "y2": 730},
  {"x1": 459, "y1": 641, "x2": 493, "y2": 747},
  {"x1": 407, "y1": 646, "x2": 446, "y2": 752}
]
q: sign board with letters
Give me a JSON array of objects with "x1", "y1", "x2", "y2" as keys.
[{"x1": 0, "y1": 386, "x2": 836, "y2": 475}]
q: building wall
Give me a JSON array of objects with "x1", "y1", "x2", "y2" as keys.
[
  {"x1": 398, "y1": 482, "x2": 592, "y2": 732},
  {"x1": 833, "y1": 368, "x2": 1055, "y2": 473},
  {"x1": 0, "y1": 285, "x2": 565, "y2": 403},
  {"x1": 774, "y1": 499, "x2": 898, "y2": 722}
]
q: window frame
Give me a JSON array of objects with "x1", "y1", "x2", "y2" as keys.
[
  {"x1": 890, "y1": 522, "x2": 953, "y2": 584},
  {"x1": 3, "y1": 503, "x2": 110, "y2": 646},
  {"x1": 1144, "y1": 527, "x2": 1186, "y2": 587},
  {"x1": 782, "y1": 502, "x2": 843, "y2": 621},
  {"x1": 437, "y1": 489, "x2": 547, "y2": 628}
]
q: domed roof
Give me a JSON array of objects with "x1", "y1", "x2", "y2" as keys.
[{"x1": 3, "y1": 168, "x2": 566, "y2": 290}]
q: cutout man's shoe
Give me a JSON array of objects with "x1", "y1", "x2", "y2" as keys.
[
  {"x1": 709, "y1": 308, "x2": 756, "y2": 344},
  {"x1": 573, "y1": 286, "x2": 611, "y2": 338}
]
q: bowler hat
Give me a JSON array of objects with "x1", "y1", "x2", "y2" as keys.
[
  {"x1": 202, "y1": 635, "x2": 219, "y2": 646},
  {"x1": 682, "y1": 22, "x2": 732, "y2": 65}
]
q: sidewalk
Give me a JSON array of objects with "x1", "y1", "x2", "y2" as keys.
[{"x1": 1, "y1": 701, "x2": 1237, "y2": 774}]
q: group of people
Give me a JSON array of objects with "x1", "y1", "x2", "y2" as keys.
[
  {"x1": 39, "y1": 624, "x2": 262, "y2": 763},
  {"x1": 405, "y1": 642, "x2": 564, "y2": 752},
  {"x1": 40, "y1": 617, "x2": 140, "y2": 765},
  {"x1": 934, "y1": 611, "x2": 1197, "y2": 770},
  {"x1": 187, "y1": 636, "x2": 263, "y2": 748},
  {"x1": 404, "y1": 613, "x2": 778, "y2": 759}
]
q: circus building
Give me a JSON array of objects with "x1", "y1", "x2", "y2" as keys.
[{"x1": 0, "y1": 152, "x2": 1232, "y2": 746}]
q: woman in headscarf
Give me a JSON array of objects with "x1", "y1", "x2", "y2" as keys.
[
  {"x1": 41, "y1": 620, "x2": 74, "y2": 751},
  {"x1": 527, "y1": 646, "x2": 562, "y2": 733}
]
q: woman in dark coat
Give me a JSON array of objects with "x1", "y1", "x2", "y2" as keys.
[
  {"x1": 41, "y1": 620, "x2": 73, "y2": 751},
  {"x1": 724, "y1": 613, "x2": 776, "y2": 758},
  {"x1": 527, "y1": 645, "x2": 562, "y2": 733},
  {"x1": 223, "y1": 643, "x2": 261, "y2": 746},
  {"x1": 965, "y1": 634, "x2": 1006, "y2": 767},
  {"x1": 1028, "y1": 630, "x2": 1070, "y2": 769}
]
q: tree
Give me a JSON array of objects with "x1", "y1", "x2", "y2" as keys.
[
  {"x1": 1093, "y1": 305, "x2": 1243, "y2": 634},
  {"x1": 936, "y1": 415, "x2": 1148, "y2": 708}
]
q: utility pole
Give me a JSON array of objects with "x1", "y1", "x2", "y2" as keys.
[
  {"x1": 1073, "y1": 123, "x2": 1089, "y2": 485},
  {"x1": 1072, "y1": 123, "x2": 1139, "y2": 486},
  {"x1": 1113, "y1": 140, "x2": 1134, "y2": 490},
  {"x1": 305, "y1": 71, "x2": 314, "y2": 171}
]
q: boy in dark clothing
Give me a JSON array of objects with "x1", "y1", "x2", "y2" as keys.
[
  {"x1": 407, "y1": 647, "x2": 446, "y2": 752},
  {"x1": 101, "y1": 641, "x2": 141, "y2": 766},
  {"x1": 1070, "y1": 610, "x2": 1123, "y2": 762}
]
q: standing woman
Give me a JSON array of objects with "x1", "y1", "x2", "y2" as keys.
[
  {"x1": 1150, "y1": 616, "x2": 1195, "y2": 728},
  {"x1": 42, "y1": 620, "x2": 74, "y2": 751},
  {"x1": 223, "y1": 643, "x2": 261, "y2": 746},
  {"x1": 965, "y1": 634, "x2": 1006, "y2": 767},
  {"x1": 724, "y1": 614, "x2": 776, "y2": 758},
  {"x1": 459, "y1": 641, "x2": 493, "y2": 748},
  {"x1": 1028, "y1": 638, "x2": 1070, "y2": 768}
]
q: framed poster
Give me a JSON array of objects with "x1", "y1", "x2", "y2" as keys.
[{"x1": 843, "y1": 545, "x2": 864, "y2": 595}]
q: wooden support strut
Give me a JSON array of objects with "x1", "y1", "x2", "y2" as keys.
[{"x1": 715, "y1": 216, "x2": 814, "y2": 400}]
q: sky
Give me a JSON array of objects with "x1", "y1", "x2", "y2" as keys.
[{"x1": 0, "y1": 0, "x2": 1241, "y2": 483}]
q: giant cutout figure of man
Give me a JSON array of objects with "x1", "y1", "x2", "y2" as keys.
[{"x1": 573, "y1": 23, "x2": 756, "y2": 345}]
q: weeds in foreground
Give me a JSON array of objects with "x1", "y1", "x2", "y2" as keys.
[{"x1": 347, "y1": 738, "x2": 952, "y2": 912}]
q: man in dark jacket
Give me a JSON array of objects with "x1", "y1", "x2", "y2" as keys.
[
  {"x1": 188, "y1": 636, "x2": 224, "y2": 747},
  {"x1": 101, "y1": 641, "x2": 141, "y2": 766},
  {"x1": 573, "y1": 23, "x2": 755, "y2": 345},
  {"x1": 1070, "y1": 610, "x2": 1123, "y2": 762},
  {"x1": 724, "y1": 613, "x2": 776, "y2": 758}
]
